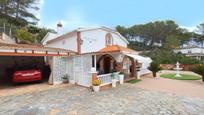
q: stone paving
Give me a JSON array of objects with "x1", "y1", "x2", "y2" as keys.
[{"x1": 0, "y1": 84, "x2": 204, "y2": 115}]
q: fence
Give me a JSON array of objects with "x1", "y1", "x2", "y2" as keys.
[
  {"x1": 160, "y1": 64, "x2": 195, "y2": 71},
  {"x1": 97, "y1": 72, "x2": 120, "y2": 86}
]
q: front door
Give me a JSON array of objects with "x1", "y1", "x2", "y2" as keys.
[{"x1": 103, "y1": 56, "x2": 111, "y2": 74}]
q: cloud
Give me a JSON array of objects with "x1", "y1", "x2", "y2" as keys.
[
  {"x1": 180, "y1": 25, "x2": 197, "y2": 32},
  {"x1": 36, "y1": 0, "x2": 44, "y2": 25},
  {"x1": 61, "y1": 9, "x2": 95, "y2": 30},
  {"x1": 46, "y1": 8, "x2": 102, "y2": 33}
]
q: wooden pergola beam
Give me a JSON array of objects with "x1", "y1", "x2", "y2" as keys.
[{"x1": 0, "y1": 52, "x2": 68, "y2": 57}]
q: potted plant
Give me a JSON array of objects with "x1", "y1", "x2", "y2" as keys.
[
  {"x1": 192, "y1": 64, "x2": 204, "y2": 82},
  {"x1": 119, "y1": 71, "x2": 124, "y2": 84},
  {"x1": 92, "y1": 79, "x2": 101, "y2": 92},
  {"x1": 62, "y1": 74, "x2": 69, "y2": 83},
  {"x1": 148, "y1": 61, "x2": 161, "y2": 77},
  {"x1": 69, "y1": 78, "x2": 75, "y2": 84},
  {"x1": 111, "y1": 73, "x2": 117, "y2": 87}
]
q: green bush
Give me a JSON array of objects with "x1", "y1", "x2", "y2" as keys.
[
  {"x1": 15, "y1": 28, "x2": 35, "y2": 43},
  {"x1": 191, "y1": 64, "x2": 204, "y2": 82},
  {"x1": 148, "y1": 61, "x2": 161, "y2": 72},
  {"x1": 148, "y1": 61, "x2": 161, "y2": 77}
]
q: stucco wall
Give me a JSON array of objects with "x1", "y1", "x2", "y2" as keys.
[
  {"x1": 80, "y1": 29, "x2": 128, "y2": 53},
  {"x1": 45, "y1": 34, "x2": 78, "y2": 52},
  {"x1": 42, "y1": 33, "x2": 58, "y2": 45}
]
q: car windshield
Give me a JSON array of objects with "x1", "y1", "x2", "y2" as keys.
[{"x1": 15, "y1": 66, "x2": 38, "y2": 71}]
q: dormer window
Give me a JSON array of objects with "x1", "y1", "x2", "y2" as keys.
[{"x1": 105, "y1": 33, "x2": 113, "y2": 46}]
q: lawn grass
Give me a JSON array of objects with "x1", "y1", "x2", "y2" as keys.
[
  {"x1": 127, "y1": 79, "x2": 141, "y2": 84},
  {"x1": 160, "y1": 74, "x2": 201, "y2": 80}
]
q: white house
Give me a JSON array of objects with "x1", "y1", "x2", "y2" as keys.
[
  {"x1": 0, "y1": 32, "x2": 15, "y2": 44},
  {"x1": 174, "y1": 47, "x2": 204, "y2": 61},
  {"x1": 42, "y1": 26, "x2": 152, "y2": 87}
]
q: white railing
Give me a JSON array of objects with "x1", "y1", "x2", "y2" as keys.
[{"x1": 97, "y1": 72, "x2": 120, "y2": 86}]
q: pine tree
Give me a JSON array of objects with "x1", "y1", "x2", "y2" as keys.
[{"x1": 0, "y1": 0, "x2": 39, "y2": 26}]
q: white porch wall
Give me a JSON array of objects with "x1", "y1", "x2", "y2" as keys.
[{"x1": 67, "y1": 55, "x2": 92, "y2": 87}]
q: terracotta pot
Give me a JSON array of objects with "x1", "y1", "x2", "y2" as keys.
[
  {"x1": 62, "y1": 79, "x2": 68, "y2": 83},
  {"x1": 69, "y1": 80, "x2": 75, "y2": 84},
  {"x1": 153, "y1": 72, "x2": 157, "y2": 77},
  {"x1": 112, "y1": 79, "x2": 117, "y2": 88},
  {"x1": 119, "y1": 74, "x2": 124, "y2": 84}
]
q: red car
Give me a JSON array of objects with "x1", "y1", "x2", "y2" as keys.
[{"x1": 12, "y1": 67, "x2": 42, "y2": 83}]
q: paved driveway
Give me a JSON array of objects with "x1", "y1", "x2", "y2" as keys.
[
  {"x1": 0, "y1": 83, "x2": 68, "y2": 97},
  {"x1": 0, "y1": 84, "x2": 204, "y2": 115},
  {"x1": 136, "y1": 71, "x2": 204, "y2": 99}
]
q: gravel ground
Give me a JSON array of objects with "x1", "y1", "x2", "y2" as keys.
[{"x1": 0, "y1": 84, "x2": 204, "y2": 115}]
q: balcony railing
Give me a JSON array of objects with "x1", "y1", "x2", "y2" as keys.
[{"x1": 97, "y1": 72, "x2": 119, "y2": 86}]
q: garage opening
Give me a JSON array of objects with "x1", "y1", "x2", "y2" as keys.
[
  {"x1": 0, "y1": 42, "x2": 76, "y2": 90},
  {"x1": 0, "y1": 56, "x2": 51, "y2": 88}
]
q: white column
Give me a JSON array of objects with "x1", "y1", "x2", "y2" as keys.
[
  {"x1": 94, "y1": 55, "x2": 97, "y2": 70},
  {"x1": 48, "y1": 57, "x2": 54, "y2": 85}
]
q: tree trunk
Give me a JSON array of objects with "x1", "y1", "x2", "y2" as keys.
[
  {"x1": 202, "y1": 75, "x2": 204, "y2": 82},
  {"x1": 16, "y1": 2, "x2": 20, "y2": 19},
  {"x1": 153, "y1": 72, "x2": 157, "y2": 77}
]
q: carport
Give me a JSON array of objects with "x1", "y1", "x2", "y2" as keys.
[{"x1": 0, "y1": 43, "x2": 76, "y2": 88}]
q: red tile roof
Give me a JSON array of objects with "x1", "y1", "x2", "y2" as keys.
[{"x1": 98, "y1": 45, "x2": 136, "y2": 53}]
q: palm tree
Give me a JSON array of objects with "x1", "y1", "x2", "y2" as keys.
[
  {"x1": 148, "y1": 61, "x2": 161, "y2": 77},
  {"x1": 192, "y1": 64, "x2": 204, "y2": 82}
]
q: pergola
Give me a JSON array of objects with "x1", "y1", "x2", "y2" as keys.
[{"x1": 0, "y1": 43, "x2": 76, "y2": 56}]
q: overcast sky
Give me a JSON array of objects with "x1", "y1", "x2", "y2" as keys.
[{"x1": 38, "y1": 0, "x2": 204, "y2": 32}]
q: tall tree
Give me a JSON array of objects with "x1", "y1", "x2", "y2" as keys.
[
  {"x1": 197, "y1": 23, "x2": 204, "y2": 35},
  {"x1": 116, "y1": 20, "x2": 192, "y2": 50},
  {"x1": 27, "y1": 25, "x2": 56, "y2": 43},
  {"x1": 196, "y1": 23, "x2": 204, "y2": 47},
  {"x1": 116, "y1": 25, "x2": 127, "y2": 37},
  {"x1": 0, "y1": 0, "x2": 42, "y2": 42},
  {"x1": 164, "y1": 35, "x2": 180, "y2": 49},
  {"x1": 0, "y1": 0, "x2": 39, "y2": 26}
]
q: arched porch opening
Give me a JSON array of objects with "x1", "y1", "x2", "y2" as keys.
[
  {"x1": 97, "y1": 54, "x2": 117, "y2": 75},
  {"x1": 122, "y1": 56, "x2": 136, "y2": 80}
]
